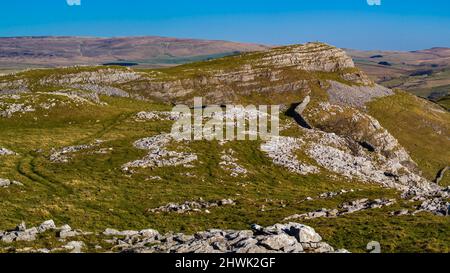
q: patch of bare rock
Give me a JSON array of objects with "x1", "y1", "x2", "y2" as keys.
[
  {"x1": 0, "y1": 102, "x2": 35, "y2": 118},
  {"x1": 285, "y1": 198, "x2": 396, "y2": 221},
  {"x1": 326, "y1": 80, "x2": 393, "y2": 108},
  {"x1": 260, "y1": 136, "x2": 318, "y2": 175},
  {"x1": 393, "y1": 187, "x2": 450, "y2": 216},
  {"x1": 301, "y1": 188, "x2": 359, "y2": 202},
  {"x1": 147, "y1": 199, "x2": 236, "y2": 214},
  {"x1": 40, "y1": 68, "x2": 141, "y2": 86},
  {"x1": 121, "y1": 133, "x2": 197, "y2": 172},
  {"x1": 0, "y1": 147, "x2": 17, "y2": 156},
  {"x1": 219, "y1": 149, "x2": 248, "y2": 177},
  {"x1": 1, "y1": 221, "x2": 347, "y2": 253},
  {"x1": 0, "y1": 91, "x2": 100, "y2": 118},
  {"x1": 0, "y1": 79, "x2": 29, "y2": 95},
  {"x1": 50, "y1": 140, "x2": 104, "y2": 163},
  {"x1": 0, "y1": 178, "x2": 23, "y2": 188},
  {"x1": 135, "y1": 111, "x2": 182, "y2": 121}
]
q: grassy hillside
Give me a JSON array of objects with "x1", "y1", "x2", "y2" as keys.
[
  {"x1": 437, "y1": 95, "x2": 450, "y2": 110},
  {"x1": 1, "y1": 45, "x2": 449, "y2": 253},
  {"x1": 369, "y1": 91, "x2": 450, "y2": 186},
  {"x1": 0, "y1": 92, "x2": 448, "y2": 252}
]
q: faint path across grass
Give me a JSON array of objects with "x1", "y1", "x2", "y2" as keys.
[{"x1": 15, "y1": 111, "x2": 137, "y2": 195}]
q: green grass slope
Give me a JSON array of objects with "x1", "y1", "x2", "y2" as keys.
[
  {"x1": 0, "y1": 93, "x2": 448, "y2": 252},
  {"x1": 368, "y1": 91, "x2": 450, "y2": 186}
]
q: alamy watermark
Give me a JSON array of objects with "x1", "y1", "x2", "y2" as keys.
[
  {"x1": 367, "y1": 241, "x2": 381, "y2": 253},
  {"x1": 367, "y1": 0, "x2": 381, "y2": 6},
  {"x1": 170, "y1": 97, "x2": 280, "y2": 141}
]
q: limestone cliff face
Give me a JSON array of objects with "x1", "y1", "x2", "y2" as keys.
[
  {"x1": 259, "y1": 43, "x2": 356, "y2": 72},
  {"x1": 1, "y1": 42, "x2": 374, "y2": 105},
  {"x1": 120, "y1": 42, "x2": 374, "y2": 104}
]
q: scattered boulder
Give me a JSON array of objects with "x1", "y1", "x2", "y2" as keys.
[
  {"x1": 57, "y1": 225, "x2": 89, "y2": 239},
  {"x1": 0, "y1": 220, "x2": 55, "y2": 243},
  {"x1": 0, "y1": 148, "x2": 17, "y2": 156},
  {"x1": 38, "y1": 220, "x2": 56, "y2": 232},
  {"x1": 0, "y1": 178, "x2": 23, "y2": 188},
  {"x1": 62, "y1": 241, "x2": 85, "y2": 253},
  {"x1": 301, "y1": 189, "x2": 357, "y2": 202}
]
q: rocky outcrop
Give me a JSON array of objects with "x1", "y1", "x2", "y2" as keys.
[
  {"x1": 147, "y1": 199, "x2": 235, "y2": 214},
  {"x1": 0, "y1": 220, "x2": 56, "y2": 243},
  {"x1": 260, "y1": 43, "x2": 355, "y2": 72},
  {"x1": 1, "y1": 221, "x2": 346, "y2": 253},
  {"x1": 416, "y1": 197, "x2": 449, "y2": 216},
  {"x1": 121, "y1": 43, "x2": 374, "y2": 104},
  {"x1": 300, "y1": 102, "x2": 435, "y2": 192},
  {"x1": 285, "y1": 198, "x2": 396, "y2": 221},
  {"x1": 109, "y1": 222, "x2": 346, "y2": 253},
  {"x1": 39, "y1": 68, "x2": 142, "y2": 86},
  {"x1": 70, "y1": 84, "x2": 130, "y2": 98},
  {"x1": 404, "y1": 187, "x2": 450, "y2": 216}
]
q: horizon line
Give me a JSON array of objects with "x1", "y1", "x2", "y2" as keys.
[{"x1": 0, "y1": 35, "x2": 448, "y2": 52}]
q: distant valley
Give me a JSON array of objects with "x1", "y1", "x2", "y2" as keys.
[{"x1": 347, "y1": 47, "x2": 450, "y2": 108}]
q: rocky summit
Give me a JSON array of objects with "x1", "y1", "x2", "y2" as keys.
[{"x1": 0, "y1": 42, "x2": 449, "y2": 253}]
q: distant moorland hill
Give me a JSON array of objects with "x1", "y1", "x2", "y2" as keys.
[{"x1": 0, "y1": 36, "x2": 269, "y2": 70}]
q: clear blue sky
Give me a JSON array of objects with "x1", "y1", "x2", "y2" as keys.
[{"x1": 1, "y1": 0, "x2": 450, "y2": 50}]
